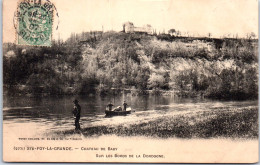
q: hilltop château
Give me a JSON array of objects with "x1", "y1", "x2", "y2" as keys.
[{"x1": 123, "y1": 22, "x2": 152, "y2": 34}]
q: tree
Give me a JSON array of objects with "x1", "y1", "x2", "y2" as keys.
[
  {"x1": 147, "y1": 73, "x2": 165, "y2": 89},
  {"x1": 176, "y1": 30, "x2": 181, "y2": 37},
  {"x1": 168, "y1": 29, "x2": 176, "y2": 36},
  {"x1": 246, "y1": 32, "x2": 256, "y2": 39},
  {"x1": 208, "y1": 33, "x2": 212, "y2": 38}
]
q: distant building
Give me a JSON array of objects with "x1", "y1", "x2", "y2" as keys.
[
  {"x1": 123, "y1": 22, "x2": 152, "y2": 34},
  {"x1": 123, "y1": 22, "x2": 134, "y2": 33}
]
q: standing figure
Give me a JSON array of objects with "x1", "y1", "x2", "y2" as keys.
[
  {"x1": 107, "y1": 102, "x2": 114, "y2": 111},
  {"x1": 123, "y1": 101, "x2": 127, "y2": 111},
  {"x1": 73, "y1": 99, "x2": 81, "y2": 131}
]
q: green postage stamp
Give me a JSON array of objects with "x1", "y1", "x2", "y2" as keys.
[{"x1": 16, "y1": 0, "x2": 54, "y2": 46}]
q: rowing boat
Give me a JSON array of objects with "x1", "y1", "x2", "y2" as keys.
[{"x1": 105, "y1": 107, "x2": 131, "y2": 116}]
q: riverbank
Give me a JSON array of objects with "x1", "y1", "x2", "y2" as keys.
[{"x1": 58, "y1": 106, "x2": 258, "y2": 139}]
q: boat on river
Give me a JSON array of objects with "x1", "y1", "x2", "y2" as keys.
[{"x1": 105, "y1": 106, "x2": 132, "y2": 116}]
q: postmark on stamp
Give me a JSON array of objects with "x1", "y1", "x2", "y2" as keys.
[{"x1": 15, "y1": 0, "x2": 55, "y2": 46}]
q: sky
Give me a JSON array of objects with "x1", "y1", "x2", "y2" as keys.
[{"x1": 3, "y1": 0, "x2": 258, "y2": 43}]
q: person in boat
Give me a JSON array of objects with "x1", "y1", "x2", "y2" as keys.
[
  {"x1": 115, "y1": 106, "x2": 122, "y2": 111},
  {"x1": 123, "y1": 101, "x2": 127, "y2": 111},
  {"x1": 107, "y1": 102, "x2": 114, "y2": 111},
  {"x1": 72, "y1": 99, "x2": 81, "y2": 131}
]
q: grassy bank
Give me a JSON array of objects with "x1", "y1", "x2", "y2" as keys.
[{"x1": 59, "y1": 106, "x2": 258, "y2": 139}]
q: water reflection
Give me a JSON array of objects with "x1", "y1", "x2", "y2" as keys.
[{"x1": 3, "y1": 94, "x2": 258, "y2": 137}]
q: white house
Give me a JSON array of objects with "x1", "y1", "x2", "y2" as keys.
[{"x1": 123, "y1": 22, "x2": 152, "y2": 34}]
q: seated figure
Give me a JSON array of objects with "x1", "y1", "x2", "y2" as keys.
[{"x1": 114, "y1": 106, "x2": 122, "y2": 111}]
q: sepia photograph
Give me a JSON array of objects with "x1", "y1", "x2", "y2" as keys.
[{"x1": 2, "y1": 0, "x2": 259, "y2": 163}]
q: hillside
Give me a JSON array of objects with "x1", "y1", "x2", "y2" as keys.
[{"x1": 3, "y1": 32, "x2": 258, "y2": 100}]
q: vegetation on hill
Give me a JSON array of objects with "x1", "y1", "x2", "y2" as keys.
[{"x1": 3, "y1": 31, "x2": 258, "y2": 100}]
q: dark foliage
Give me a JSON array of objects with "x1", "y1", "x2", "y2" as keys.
[{"x1": 3, "y1": 32, "x2": 258, "y2": 100}]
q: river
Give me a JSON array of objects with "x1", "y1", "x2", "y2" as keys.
[{"x1": 3, "y1": 94, "x2": 258, "y2": 137}]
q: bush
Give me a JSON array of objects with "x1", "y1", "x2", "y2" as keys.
[{"x1": 3, "y1": 33, "x2": 258, "y2": 100}]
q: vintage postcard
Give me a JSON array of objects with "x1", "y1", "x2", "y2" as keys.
[{"x1": 2, "y1": 0, "x2": 258, "y2": 163}]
